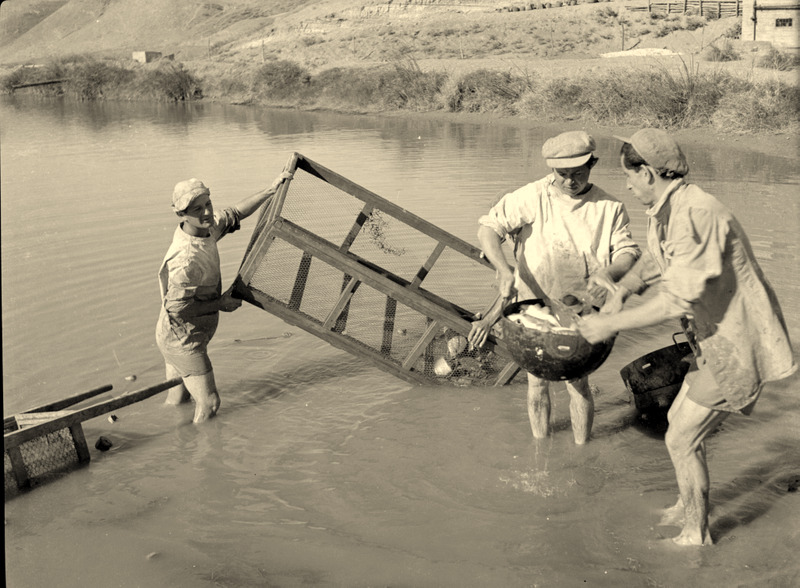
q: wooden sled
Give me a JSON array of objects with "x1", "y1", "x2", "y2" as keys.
[{"x1": 4, "y1": 378, "x2": 180, "y2": 496}]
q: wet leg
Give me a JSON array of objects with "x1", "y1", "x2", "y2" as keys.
[
  {"x1": 183, "y1": 371, "x2": 221, "y2": 423},
  {"x1": 164, "y1": 363, "x2": 190, "y2": 405},
  {"x1": 527, "y1": 374, "x2": 550, "y2": 440},
  {"x1": 566, "y1": 377, "x2": 594, "y2": 444},
  {"x1": 664, "y1": 391, "x2": 728, "y2": 546}
]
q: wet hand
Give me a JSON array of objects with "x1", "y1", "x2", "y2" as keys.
[
  {"x1": 270, "y1": 171, "x2": 294, "y2": 191},
  {"x1": 468, "y1": 320, "x2": 490, "y2": 349},
  {"x1": 587, "y1": 268, "x2": 616, "y2": 301},
  {"x1": 577, "y1": 315, "x2": 617, "y2": 344}
]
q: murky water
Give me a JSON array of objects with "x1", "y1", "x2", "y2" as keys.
[{"x1": 3, "y1": 97, "x2": 799, "y2": 587}]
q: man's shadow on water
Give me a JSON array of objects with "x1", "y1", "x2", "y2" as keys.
[{"x1": 710, "y1": 437, "x2": 800, "y2": 540}]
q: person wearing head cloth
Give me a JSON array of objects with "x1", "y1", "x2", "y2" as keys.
[
  {"x1": 468, "y1": 130, "x2": 641, "y2": 444},
  {"x1": 579, "y1": 128, "x2": 796, "y2": 545},
  {"x1": 156, "y1": 171, "x2": 292, "y2": 423}
]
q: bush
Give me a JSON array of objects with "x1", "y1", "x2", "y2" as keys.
[
  {"x1": 447, "y1": 69, "x2": 530, "y2": 113},
  {"x1": 64, "y1": 58, "x2": 133, "y2": 100},
  {"x1": 712, "y1": 81, "x2": 800, "y2": 133},
  {"x1": 703, "y1": 41, "x2": 740, "y2": 62},
  {"x1": 311, "y1": 60, "x2": 445, "y2": 111},
  {"x1": 757, "y1": 48, "x2": 800, "y2": 71},
  {"x1": 252, "y1": 60, "x2": 310, "y2": 99},
  {"x1": 138, "y1": 61, "x2": 201, "y2": 101}
]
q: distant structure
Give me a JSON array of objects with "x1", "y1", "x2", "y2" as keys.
[
  {"x1": 132, "y1": 51, "x2": 163, "y2": 64},
  {"x1": 742, "y1": 0, "x2": 799, "y2": 49}
]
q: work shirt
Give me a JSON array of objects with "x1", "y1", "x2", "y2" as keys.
[
  {"x1": 155, "y1": 208, "x2": 241, "y2": 354},
  {"x1": 479, "y1": 174, "x2": 640, "y2": 303},
  {"x1": 618, "y1": 179, "x2": 796, "y2": 411}
]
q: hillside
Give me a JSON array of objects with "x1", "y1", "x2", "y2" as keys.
[{"x1": 0, "y1": 0, "x2": 750, "y2": 71}]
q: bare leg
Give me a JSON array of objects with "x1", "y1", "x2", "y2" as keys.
[
  {"x1": 565, "y1": 377, "x2": 594, "y2": 444},
  {"x1": 664, "y1": 382, "x2": 729, "y2": 546},
  {"x1": 164, "y1": 363, "x2": 191, "y2": 405},
  {"x1": 527, "y1": 374, "x2": 550, "y2": 440},
  {"x1": 182, "y1": 371, "x2": 221, "y2": 423}
]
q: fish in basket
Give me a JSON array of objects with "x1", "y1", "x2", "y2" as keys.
[{"x1": 499, "y1": 298, "x2": 615, "y2": 381}]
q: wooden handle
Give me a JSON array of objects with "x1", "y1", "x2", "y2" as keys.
[
  {"x1": 3, "y1": 378, "x2": 181, "y2": 450},
  {"x1": 3, "y1": 384, "x2": 114, "y2": 432}
]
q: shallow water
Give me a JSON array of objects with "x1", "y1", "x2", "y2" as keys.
[{"x1": 2, "y1": 97, "x2": 799, "y2": 587}]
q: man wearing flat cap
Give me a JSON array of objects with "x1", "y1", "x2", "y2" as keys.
[
  {"x1": 156, "y1": 171, "x2": 292, "y2": 423},
  {"x1": 468, "y1": 130, "x2": 641, "y2": 444},
  {"x1": 579, "y1": 128, "x2": 796, "y2": 545}
]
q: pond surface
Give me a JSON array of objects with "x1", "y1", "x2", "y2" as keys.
[{"x1": 2, "y1": 96, "x2": 799, "y2": 587}]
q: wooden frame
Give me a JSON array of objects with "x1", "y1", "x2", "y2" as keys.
[{"x1": 233, "y1": 152, "x2": 520, "y2": 386}]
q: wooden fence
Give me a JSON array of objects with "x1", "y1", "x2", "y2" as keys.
[{"x1": 627, "y1": 0, "x2": 742, "y2": 16}]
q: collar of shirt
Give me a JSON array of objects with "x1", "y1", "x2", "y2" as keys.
[
  {"x1": 646, "y1": 178, "x2": 685, "y2": 218},
  {"x1": 547, "y1": 174, "x2": 596, "y2": 211}
]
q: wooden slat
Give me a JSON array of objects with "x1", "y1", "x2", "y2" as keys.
[
  {"x1": 340, "y1": 204, "x2": 373, "y2": 253},
  {"x1": 401, "y1": 319, "x2": 441, "y2": 370},
  {"x1": 236, "y1": 153, "x2": 299, "y2": 284},
  {"x1": 493, "y1": 361, "x2": 522, "y2": 386},
  {"x1": 272, "y1": 219, "x2": 473, "y2": 334},
  {"x1": 239, "y1": 287, "x2": 431, "y2": 385},
  {"x1": 15, "y1": 411, "x2": 78, "y2": 427},
  {"x1": 381, "y1": 296, "x2": 398, "y2": 355},
  {"x1": 410, "y1": 242, "x2": 446, "y2": 289},
  {"x1": 6, "y1": 446, "x2": 29, "y2": 488},
  {"x1": 295, "y1": 154, "x2": 492, "y2": 269},
  {"x1": 322, "y1": 275, "x2": 361, "y2": 331},
  {"x1": 288, "y1": 251, "x2": 313, "y2": 311},
  {"x1": 69, "y1": 423, "x2": 91, "y2": 463}
]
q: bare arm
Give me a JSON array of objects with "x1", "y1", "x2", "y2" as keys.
[
  {"x1": 578, "y1": 290, "x2": 673, "y2": 343},
  {"x1": 586, "y1": 250, "x2": 639, "y2": 302},
  {"x1": 477, "y1": 224, "x2": 515, "y2": 298},
  {"x1": 233, "y1": 171, "x2": 293, "y2": 220}
]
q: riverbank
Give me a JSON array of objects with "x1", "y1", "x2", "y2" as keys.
[{"x1": 1, "y1": 0, "x2": 798, "y2": 154}]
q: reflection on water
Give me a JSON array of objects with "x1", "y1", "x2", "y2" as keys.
[{"x1": 2, "y1": 96, "x2": 799, "y2": 588}]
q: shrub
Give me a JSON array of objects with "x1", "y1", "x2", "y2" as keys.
[
  {"x1": 447, "y1": 69, "x2": 529, "y2": 113},
  {"x1": 703, "y1": 41, "x2": 740, "y2": 62},
  {"x1": 712, "y1": 81, "x2": 800, "y2": 133},
  {"x1": 311, "y1": 60, "x2": 445, "y2": 111},
  {"x1": 252, "y1": 60, "x2": 310, "y2": 99},
  {"x1": 139, "y1": 61, "x2": 201, "y2": 101},
  {"x1": 757, "y1": 48, "x2": 800, "y2": 71},
  {"x1": 64, "y1": 58, "x2": 133, "y2": 100}
]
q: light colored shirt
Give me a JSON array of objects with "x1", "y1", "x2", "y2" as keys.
[
  {"x1": 479, "y1": 174, "x2": 640, "y2": 302},
  {"x1": 619, "y1": 180, "x2": 796, "y2": 409},
  {"x1": 155, "y1": 208, "x2": 240, "y2": 354}
]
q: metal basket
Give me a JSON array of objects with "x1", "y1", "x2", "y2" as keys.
[
  {"x1": 499, "y1": 299, "x2": 615, "y2": 381},
  {"x1": 620, "y1": 334, "x2": 694, "y2": 413}
]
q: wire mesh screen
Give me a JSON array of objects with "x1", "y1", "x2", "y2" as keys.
[
  {"x1": 4, "y1": 425, "x2": 83, "y2": 495},
  {"x1": 234, "y1": 153, "x2": 521, "y2": 386}
]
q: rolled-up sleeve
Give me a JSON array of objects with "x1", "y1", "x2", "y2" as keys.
[
  {"x1": 609, "y1": 205, "x2": 641, "y2": 263},
  {"x1": 213, "y1": 207, "x2": 242, "y2": 240},
  {"x1": 660, "y1": 207, "x2": 726, "y2": 312},
  {"x1": 618, "y1": 250, "x2": 661, "y2": 295},
  {"x1": 478, "y1": 189, "x2": 535, "y2": 239}
]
